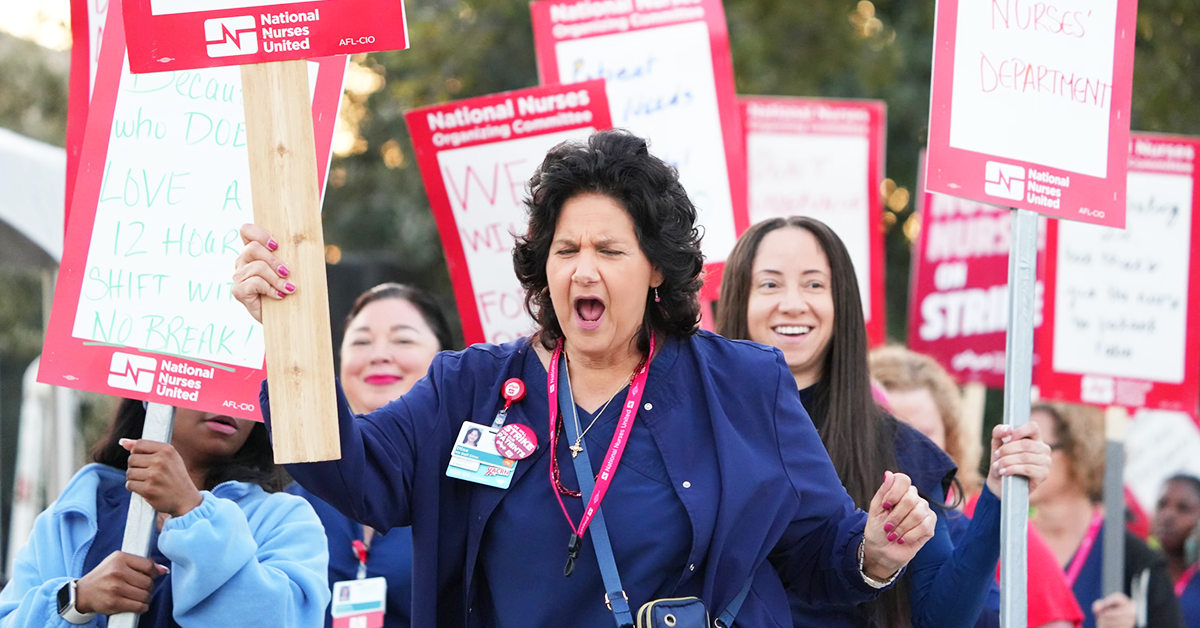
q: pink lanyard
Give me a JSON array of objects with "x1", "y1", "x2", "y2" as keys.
[
  {"x1": 1177, "y1": 563, "x2": 1198, "y2": 597},
  {"x1": 546, "y1": 333, "x2": 654, "y2": 541},
  {"x1": 1065, "y1": 508, "x2": 1106, "y2": 587}
]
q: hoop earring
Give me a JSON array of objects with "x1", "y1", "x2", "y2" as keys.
[{"x1": 654, "y1": 287, "x2": 661, "y2": 303}]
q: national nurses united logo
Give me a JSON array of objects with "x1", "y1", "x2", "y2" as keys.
[
  {"x1": 108, "y1": 353, "x2": 157, "y2": 393},
  {"x1": 204, "y1": 16, "x2": 258, "y2": 58},
  {"x1": 983, "y1": 161, "x2": 1026, "y2": 201}
]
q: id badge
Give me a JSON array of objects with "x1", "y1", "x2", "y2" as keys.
[
  {"x1": 331, "y1": 577, "x2": 386, "y2": 628},
  {"x1": 445, "y1": 421, "x2": 518, "y2": 489}
]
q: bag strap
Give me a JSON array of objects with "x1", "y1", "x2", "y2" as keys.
[
  {"x1": 715, "y1": 576, "x2": 754, "y2": 627},
  {"x1": 559, "y1": 358, "x2": 635, "y2": 628}
]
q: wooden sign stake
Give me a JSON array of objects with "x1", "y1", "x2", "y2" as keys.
[
  {"x1": 240, "y1": 60, "x2": 340, "y2": 463},
  {"x1": 999, "y1": 207, "x2": 1038, "y2": 628}
]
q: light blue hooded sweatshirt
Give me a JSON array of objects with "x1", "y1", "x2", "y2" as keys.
[{"x1": 0, "y1": 463, "x2": 330, "y2": 628}]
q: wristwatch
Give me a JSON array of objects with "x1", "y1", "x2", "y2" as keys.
[
  {"x1": 858, "y1": 539, "x2": 902, "y2": 589},
  {"x1": 56, "y1": 579, "x2": 96, "y2": 624}
]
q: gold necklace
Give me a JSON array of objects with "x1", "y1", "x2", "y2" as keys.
[{"x1": 565, "y1": 359, "x2": 637, "y2": 458}]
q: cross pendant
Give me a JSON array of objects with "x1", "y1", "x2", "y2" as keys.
[{"x1": 569, "y1": 444, "x2": 584, "y2": 458}]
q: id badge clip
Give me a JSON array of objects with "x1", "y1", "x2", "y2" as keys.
[{"x1": 445, "y1": 379, "x2": 536, "y2": 489}]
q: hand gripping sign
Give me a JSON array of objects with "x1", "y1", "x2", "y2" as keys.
[
  {"x1": 405, "y1": 81, "x2": 613, "y2": 346},
  {"x1": 741, "y1": 97, "x2": 887, "y2": 345},
  {"x1": 1038, "y1": 134, "x2": 1200, "y2": 422},
  {"x1": 530, "y1": 0, "x2": 747, "y2": 298},
  {"x1": 111, "y1": 0, "x2": 409, "y2": 464},
  {"x1": 925, "y1": 0, "x2": 1138, "y2": 227},
  {"x1": 40, "y1": 0, "x2": 345, "y2": 424}
]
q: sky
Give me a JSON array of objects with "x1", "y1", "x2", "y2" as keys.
[{"x1": 0, "y1": 0, "x2": 73, "y2": 50}]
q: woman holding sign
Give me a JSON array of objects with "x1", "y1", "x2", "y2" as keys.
[
  {"x1": 869, "y1": 345, "x2": 1084, "y2": 628},
  {"x1": 0, "y1": 399, "x2": 329, "y2": 628},
  {"x1": 288, "y1": 283, "x2": 454, "y2": 628},
  {"x1": 235, "y1": 130, "x2": 935, "y2": 627},
  {"x1": 715, "y1": 216, "x2": 1052, "y2": 628}
]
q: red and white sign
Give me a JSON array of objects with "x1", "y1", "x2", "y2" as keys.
[
  {"x1": 909, "y1": 152, "x2": 1046, "y2": 388},
  {"x1": 741, "y1": 97, "x2": 887, "y2": 345},
  {"x1": 405, "y1": 82, "x2": 613, "y2": 346},
  {"x1": 66, "y1": 0, "x2": 112, "y2": 228},
  {"x1": 530, "y1": 0, "x2": 747, "y2": 297},
  {"x1": 121, "y1": 0, "x2": 408, "y2": 73},
  {"x1": 1038, "y1": 134, "x2": 1200, "y2": 420},
  {"x1": 925, "y1": 0, "x2": 1138, "y2": 227},
  {"x1": 38, "y1": 1, "x2": 345, "y2": 420}
]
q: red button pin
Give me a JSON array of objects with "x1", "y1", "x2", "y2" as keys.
[
  {"x1": 502, "y1": 378, "x2": 526, "y2": 409},
  {"x1": 495, "y1": 424, "x2": 538, "y2": 460}
]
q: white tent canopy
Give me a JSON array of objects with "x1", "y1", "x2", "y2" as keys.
[{"x1": 0, "y1": 126, "x2": 64, "y2": 269}]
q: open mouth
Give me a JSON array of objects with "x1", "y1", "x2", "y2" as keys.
[
  {"x1": 574, "y1": 297, "x2": 605, "y2": 330},
  {"x1": 204, "y1": 415, "x2": 239, "y2": 435},
  {"x1": 772, "y1": 325, "x2": 812, "y2": 338}
]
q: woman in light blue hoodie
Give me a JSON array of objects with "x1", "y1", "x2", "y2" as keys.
[{"x1": 0, "y1": 399, "x2": 330, "y2": 628}]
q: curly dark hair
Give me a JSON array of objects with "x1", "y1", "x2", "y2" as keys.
[{"x1": 512, "y1": 130, "x2": 705, "y2": 353}]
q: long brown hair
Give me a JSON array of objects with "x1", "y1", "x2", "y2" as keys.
[{"x1": 716, "y1": 216, "x2": 909, "y2": 627}]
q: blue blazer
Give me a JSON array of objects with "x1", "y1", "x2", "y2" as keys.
[{"x1": 266, "y1": 331, "x2": 888, "y2": 627}]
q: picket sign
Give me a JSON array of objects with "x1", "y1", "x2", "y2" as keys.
[
  {"x1": 1039, "y1": 135, "x2": 1200, "y2": 422},
  {"x1": 405, "y1": 82, "x2": 613, "y2": 345},
  {"x1": 530, "y1": 0, "x2": 746, "y2": 300},
  {"x1": 740, "y1": 97, "x2": 887, "y2": 345},
  {"x1": 925, "y1": 0, "x2": 1138, "y2": 228},
  {"x1": 115, "y1": 0, "x2": 409, "y2": 463},
  {"x1": 925, "y1": 0, "x2": 1138, "y2": 625}
]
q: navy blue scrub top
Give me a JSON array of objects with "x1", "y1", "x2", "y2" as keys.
[
  {"x1": 84, "y1": 468, "x2": 178, "y2": 628},
  {"x1": 270, "y1": 332, "x2": 890, "y2": 627},
  {"x1": 1181, "y1": 569, "x2": 1200, "y2": 628},
  {"x1": 791, "y1": 386, "x2": 1002, "y2": 628},
  {"x1": 480, "y1": 352, "x2": 692, "y2": 626},
  {"x1": 288, "y1": 484, "x2": 414, "y2": 628}
]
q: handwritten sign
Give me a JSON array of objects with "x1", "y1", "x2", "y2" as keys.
[
  {"x1": 530, "y1": 0, "x2": 746, "y2": 296},
  {"x1": 741, "y1": 97, "x2": 886, "y2": 344},
  {"x1": 1125, "y1": 409, "x2": 1200, "y2": 509},
  {"x1": 38, "y1": 3, "x2": 345, "y2": 419},
  {"x1": 406, "y1": 82, "x2": 613, "y2": 345},
  {"x1": 1038, "y1": 134, "x2": 1200, "y2": 418},
  {"x1": 925, "y1": 0, "x2": 1137, "y2": 227},
  {"x1": 909, "y1": 153, "x2": 1046, "y2": 388},
  {"x1": 121, "y1": 0, "x2": 408, "y2": 73}
]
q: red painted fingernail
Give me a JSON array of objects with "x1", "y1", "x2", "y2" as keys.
[
  {"x1": 897, "y1": 538, "x2": 905, "y2": 545},
  {"x1": 888, "y1": 532, "x2": 898, "y2": 542},
  {"x1": 882, "y1": 502, "x2": 894, "y2": 510},
  {"x1": 285, "y1": 283, "x2": 296, "y2": 293},
  {"x1": 277, "y1": 290, "x2": 286, "y2": 298},
  {"x1": 267, "y1": 239, "x2": 278, "y2": 251},
  {"x1": 884, "y1": 522, "x2": 895, "y2": 533},
  {"x1": 278, "y1": 264, "x2": 290, "y2": 277}
]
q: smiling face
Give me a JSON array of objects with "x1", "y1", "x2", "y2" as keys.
[
  {"x1": 546, "y1": 193, "x2": 662, "y2": 364},
  {"x1": 170, "y1": 407, "x2": 256, "y2": 470},
  {"x1": 1155, "y1": 479, "x2": 1200, "y2": 555},
  {"x1": 340, "y1": 298, "x2": 442, "y2": 413},
  {"x1": 744, "y1": 227, "x2": 835, "y2": 389}
]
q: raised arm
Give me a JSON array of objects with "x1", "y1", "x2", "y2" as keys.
[{"x1": 767, "y1": 355, "x2": 936, "y2": 604}]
